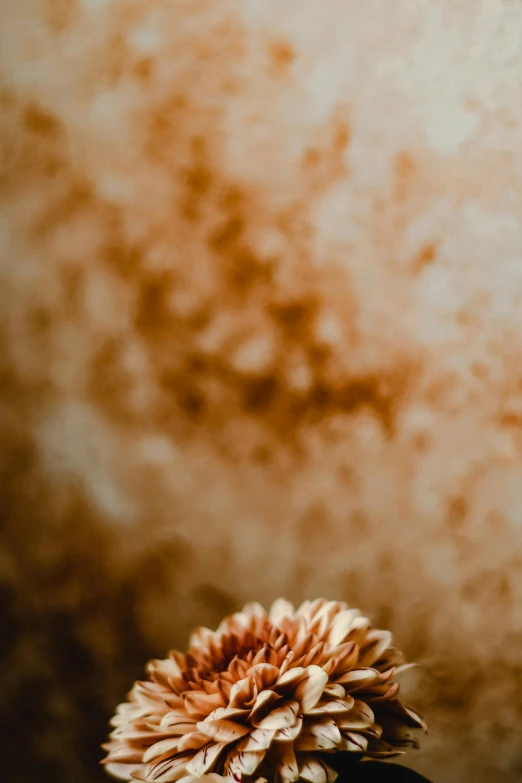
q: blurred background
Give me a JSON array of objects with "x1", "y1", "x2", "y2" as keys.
[{"x1": 2, "y1": 1, "x2": 522, "y2": 782}]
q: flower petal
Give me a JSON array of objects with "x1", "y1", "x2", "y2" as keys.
[
  {"x1": 295, "y1": 718, "x2": 341, "y2": 751},
  {"x1": 328, "y1": 610, "x2": 360, "y2": 647},
  {"x1": 294, "y1": 666, "x2": 328, "y2": 712},
  {"x1": 339, "y1": 732, "x2": 369, "y2": 752},
  {"x1": 338, "y1": 700, "x2": 375, "y2": 730},
  {"x1": 359, "y1": 631, "x2": 392, "y2": 667},
  {"x1": 336, "y1": 668, "x2": 379, "y2": 689},
  {"x1": 143, "y1": 739, "x2": 181, "y2": 764},
  {"x1": 237, "y1": 727, "x2": 275, "y2": 751},
  {"x1": 298, "y1": 755, "x2": 337, "y2": 783},
  {"x1": 274, "y1": 741, "x2": 299, "y2": 783},
  {"x1": 184, "y1": 692, "x2": 225, "y2": 720},
  {"x1": 185, "y1": 743, "x2": 227, "y2": 776},
  {"x1": 250, "y1": 689, "x2": 282, "y2": 721},
  {"x1": 177, "y1": 732, "x2": 211, "y2": 752},
  {"x1": 366, "y1": 682, "x2": 400, "y2": 703},
  {"x1": 254, "y1": 700, "x2": 299, "y2": 730},
  {"x1": 161, "y1": 712, "x2": 198, "y2": 733},
  {"x1": 105, "y1": 762, "x2": 143, "y2": 780},
  {"x1": 197, "y1": 719, "x2": 251, "y2": 743},
  {"x1": 269, "y1": 599, "x2": 295, "y2": 625},
  {"x1": 273, "y1": 717, "x2": 303, "y2": 742},
  {"x1": 308, "y1": 697, "x2": 355, "y2": 715},
  {"x1": 276, "y1": 667, "x2": 306, "y2": 690},
  {"x1": 323, "y1": 683, "x2": 345, "y2": 699},
  {"x1": 224, "y1": 749, "x2": 265, "y2": 778}
]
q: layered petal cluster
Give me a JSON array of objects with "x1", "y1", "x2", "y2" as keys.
[{"x1": 102, "y1": 600, "x2": 426, "y2": 783}]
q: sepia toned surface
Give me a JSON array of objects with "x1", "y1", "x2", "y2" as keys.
[{"x1": 1, "y1": 1, "x2": 522, "y2": 781}]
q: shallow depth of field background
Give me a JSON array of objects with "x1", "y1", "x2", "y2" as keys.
[{"x1": 2, "y1": 2, "x2": 522, "y2": 782}]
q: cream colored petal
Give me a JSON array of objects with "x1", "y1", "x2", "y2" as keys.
[
  {"x1": 338, "y1": 700, "x2": 375, "y2": 729},
  {"x1": 186, "y1": 742, "x2": 227, "y2": 776},
  {"x1": 177, "y1": 776, "x2": 227, "y2": 783},
  {"x1": 276, "y1": 667, "x2": 306, "y2": 690},
  {"x1": 143, "y1": 738, "x2": 181, "y2": 763},
  {"x1": 366, "y1": 682, "x2": 400, "y2": 703},
  {"x1": 237, "y1": 727, "x2": 275, "y2": 751},
  {"x1": 327, "y1": 610, "x2": 360, "y2": 647},
  {"x1": 190, "y1": 626, "x2": 216, "y2": 646},
  {"x1": 295, "y1": 718, "x2": 341, "y2": 751},
  {"x1": 308, "y1": 697, "x2": 355, "y2": 715},
  {"x1": 273, "y1": 717, "x2": 303, "y2": 741},
  {"x1": 385, "y1": 701, "x2": 427, "y2": 731},
  {"x1": 207, "y1": 707, "x2": 250, "y2": 722},
  {"x1": 359, "y1": 631, "x2": 392, "y2": 667},
  {"x1": 184, "y1": 692, "x2": 225, "y2": 719},
  {"x1": 160, "y1": 711, "x2": 197, "y2": 733},
  {"x1": 298, "y1": 754, "x2": 337, "y2": 783},
  {"x1": 274, "y1": 741, "x2": 299, "y2": 783},
  {"x1": 225, "y1": 749, "x2": 265, "y2": 778},
  {"x1": 250, "y1": 688, "x2": 282, "y2": 721},
  {"x1": 197, "y1": 719, "x2": 251, "y2": 743},
  {"x1": 249, "y1": 663, "x2": 280, "y2": 681},
  {"x1": 269, "y1": 598, "x2": 295, "y2": 625},
  {"x1": 336, "y1": 668, "x2": 379, "y2": 689},
  {"x1": 146, "y1": 753, "x2": 192, "y2": 783},
  {"x1": 294, "y1": 666, "x2": 328, "y2": 712},
  {"x1": 178, "y1": 732, "x2": 212, "y2": 752},
  {"x1": 105, "y1": 762, "x2": 142, "y2": 780},
  {"x1": 241, "y1": 602, "x2": 267, "y2": 620},
  {"x1": 323, "y1": 683, "x2": 345, "y2": 699},
  {"x1": 254, "y1": 700, "x2": 299, "y2": 730},
  {"x1": 229, "y1": 677, "x2": 255, "y2": 709},
  {"x1": 339, "y1": 732, "x2": 369, "y2": 752},
  {"x1": 103, "y1": 746, "x2": 144, "y2": 764}
]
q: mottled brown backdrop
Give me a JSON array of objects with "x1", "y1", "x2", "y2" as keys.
[{"x1": 2, "y1": 1, "x2": 522, "y2": 782}]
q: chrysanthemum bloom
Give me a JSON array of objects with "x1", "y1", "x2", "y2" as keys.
[{"x1": 102, "y1": 600, "x2": 426, "y2": 783}]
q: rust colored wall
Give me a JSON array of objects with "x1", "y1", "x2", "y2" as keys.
[{"x1": 1, "y1": 2, "x2": 522, "y2": 781}]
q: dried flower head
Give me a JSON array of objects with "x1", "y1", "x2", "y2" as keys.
[{"x1": 102, "y1": 599, "x2": 426, "y2": 783}]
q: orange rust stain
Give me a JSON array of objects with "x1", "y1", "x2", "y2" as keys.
[
  {"x1": 302, "y1": 148, "x2": 321, "y2": 169},
  {"x1": 394, "y1": 150, "x2": 417, "y2": 202},
  {"x1": 412, "y1": 242, "x2": 437, "y2": 274},
  {"x1": 268, "y1": 39, "x2": 296, "y2": 76},
  {"x1": 23, "y1": 104, "x2": 62, "y2": 138},
  {"x1": 334, "y1": 122, "x2": 351, "y2": 153}
]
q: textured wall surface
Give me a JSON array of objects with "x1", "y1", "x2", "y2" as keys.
[{"x1": 2, "y1": 1, "x2": 522, "y2": 781}]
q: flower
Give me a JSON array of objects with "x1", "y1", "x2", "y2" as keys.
[{"x1": 102, "y1": 599, "x2": 426, "y2": 783}]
